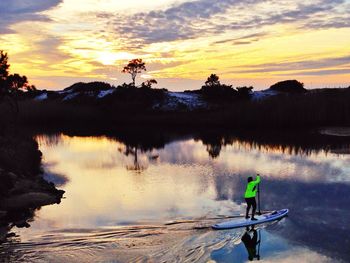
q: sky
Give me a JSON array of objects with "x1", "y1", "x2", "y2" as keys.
[{"x1": 0, "y1": 0, "x2": 350, "y2": 91}]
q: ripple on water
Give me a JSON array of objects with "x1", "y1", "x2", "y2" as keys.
[{"x1": 0, "y1": 216, "x2": 286, "y2": 263}]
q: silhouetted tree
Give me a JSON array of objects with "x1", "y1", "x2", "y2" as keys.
[
  {"x1": 201, "y1": 74, "x2": 236, "y2": 101},
  {"x1": 0, "y1": 51, "x2": 10, "y2": 97},
  {"x1": 0, "y1": 51, "x2": 36, "y2": 120},
  {"x1": 236, "y1": 86, "x2": 254, "y2": 99},
  {"x1": 270, "y1": 80, "x2": 306, "y2": 93},
  {"x1": 205, "y1": 74, "x2": 220, "y2": 87},
  {"x1": 122, "y1": 59, "x2": 146, "y2": 86},
  {"x1": 0, "y1": 51, "x2": 36, "y2": 96},
  {"x1": 141, "y1": 79, "x2": 157, "y2": 89},
  {"x1": 7, "y1": 74, "x2": 36, "y2": 94},
  {"x1": 63, "y1": 81, "x2": 112, "y2": 93}
]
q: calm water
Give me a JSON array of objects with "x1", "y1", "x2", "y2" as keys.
[{"x1": 1, "y1": 131, "x2": 350, "y2": 262}]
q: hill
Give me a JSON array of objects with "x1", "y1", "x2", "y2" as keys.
[{"x1": 1, "y1": 81, "x2": 350, "y2": 129}]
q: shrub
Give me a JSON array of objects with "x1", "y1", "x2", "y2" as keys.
[{"x1": 269, "y1": 80, "x2": 306, "y2": 93}]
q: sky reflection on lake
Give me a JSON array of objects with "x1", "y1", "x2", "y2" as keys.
[{"x1": 11, "y1": 133, "x2": 350, "y2": 262}]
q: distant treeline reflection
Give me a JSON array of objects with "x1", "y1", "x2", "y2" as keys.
[{"x1": 36, "y1": 128, "x2": 350, "y2": 160}]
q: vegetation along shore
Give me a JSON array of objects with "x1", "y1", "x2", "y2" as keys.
[{"x1": 1, "y1": 51, "x2": 350, "y2": 130}]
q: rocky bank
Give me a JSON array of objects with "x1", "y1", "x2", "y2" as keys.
[{"x1": 0, "y1": 135, "x2": 64, "y2": 242}]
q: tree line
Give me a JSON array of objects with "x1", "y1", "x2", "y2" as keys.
[
  {"x1": 0, "y1": 51, "x2": 37, "y2": 119},
  {"x1": 0, "y1": 51, "x2": 36, "y2": 97},
  {"x1": 0, "y1": 51, "x2": 309, "y2": 100}
]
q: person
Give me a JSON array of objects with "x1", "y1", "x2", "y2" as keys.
[
  {"x1": 241, "y1": 226, "x2": 260, "y2": 261},
  {"x1": 244, "y1": 174, "x2": 261, "y2": 220}
]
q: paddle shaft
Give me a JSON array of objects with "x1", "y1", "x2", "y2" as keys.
[{"x1": 257, "y1": 183, "x2": 261, "y2": 215}]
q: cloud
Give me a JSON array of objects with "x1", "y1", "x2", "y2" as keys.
[
  {"x1": 299, "y1": 1, "x2": 350, "y2": 30},
  {"x1": 0, "y1": 0, "x2": 63, "y2": 33},
  {"x1": 227, "y1": 55, "x2": 350, "y2": 74},
  {"x1": 105, "y1": 0, "x2": 257, "y2": 44},
  {"x1": 213, "y1": 32, "x2": 268, "y2": 46},
  {"x1": 11, "y1": 36, "x2": 74, "y2": 72},
  {"x1": 280, "y1": 68, "x2": 350, "y2": 76},
  {"x1": 101, "y1": 0, "x2": 349, "y2": 46}
]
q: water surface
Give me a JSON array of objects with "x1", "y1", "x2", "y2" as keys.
[{"x1": 1, "y1": 131, "x2": 349, "y2": 262}]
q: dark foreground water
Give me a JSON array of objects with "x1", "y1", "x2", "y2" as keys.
[{"x1": 1, "y1": 130, "x2": 349, "y2": 262}]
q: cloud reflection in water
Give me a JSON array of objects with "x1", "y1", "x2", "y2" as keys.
[{"x1": 24, "y1": 133, "x2": 350, "y2": 262}]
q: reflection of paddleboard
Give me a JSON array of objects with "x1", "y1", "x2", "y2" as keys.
[{"x1": 212, "y1": 209, "x2": 289, "y2": 230}]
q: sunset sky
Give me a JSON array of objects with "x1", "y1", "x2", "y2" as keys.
[{"x1": 1, "y1": 0, "x2": 350, "y2": 91}]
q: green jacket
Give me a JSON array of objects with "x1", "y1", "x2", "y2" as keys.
[{"x1": 244, "y1": 176, "x2": 261, "y2": 198}]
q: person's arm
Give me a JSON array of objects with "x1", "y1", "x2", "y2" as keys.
[{"x1": 252, "y1": 175, "x2": 260, "y2": 186}]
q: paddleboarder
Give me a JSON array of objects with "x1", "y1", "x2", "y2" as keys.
[{"x1": 244, "y1": 174, "x2": 261, "y2": 220}]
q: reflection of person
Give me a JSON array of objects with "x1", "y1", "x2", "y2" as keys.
[
  {"x1": 244, "y1": 174, "x2": 261, "y2": 220},
  {"x1": 241, "y1": 226, "x2": 260, "y2": 261}
]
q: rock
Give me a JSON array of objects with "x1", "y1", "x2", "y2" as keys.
[
  {"x1": 6, "y1": 232, "x2": 16, "y2": 238},
  {"x1": 15, "y1": 221, "x2": 30, "y2": 228},
  {"x1": 0, "y1": 226, "x2": 10, "y2": 241},
  {"x1": 0, "y1": 192, "x2": 59, "y2": 210},
  {"x1": 0, "y1": 134, "x2": 64, "y2": 243}
]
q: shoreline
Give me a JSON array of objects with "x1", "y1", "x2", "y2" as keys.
[
  {"x1": 12, "y1": 86, "x2": 350, "y2": 129},
  {"x1": 0, "y1": 134, "x2": 64, "y2": 242}
]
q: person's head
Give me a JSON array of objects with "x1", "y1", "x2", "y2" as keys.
[{"x1": 247, "y1": 176, "x2": 253, "y2": 183}]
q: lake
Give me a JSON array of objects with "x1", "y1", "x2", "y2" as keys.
[{"x1": 1, "y1": 130, "x2": 349, "y2": 262}]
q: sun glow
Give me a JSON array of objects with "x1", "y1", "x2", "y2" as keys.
[
  {"x1": 97, "y1": 51, "x2": 137, "y2": 66},
  {"x1": 1, "y1": 0, "x2": 350, "y2": 90}
]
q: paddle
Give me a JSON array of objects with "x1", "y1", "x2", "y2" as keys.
[{"x1": 257, "y1": 182, "x2": 262, "y2": 215}]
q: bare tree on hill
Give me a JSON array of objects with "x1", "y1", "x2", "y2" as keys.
[{"x1": 122, "y1": 59, "x2": 146, "y2": 87}]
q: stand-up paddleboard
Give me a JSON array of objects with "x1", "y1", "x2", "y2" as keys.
[{"x1": 212, "y1": 209, "x2": 289, "y2": 230}]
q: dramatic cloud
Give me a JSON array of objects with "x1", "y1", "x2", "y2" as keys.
[
  {"x1": 105, "y1": 0, "x2": 349, "y2": 45},
  {"x1": 107, "y1": 0, "x2": 257, "y2": 43},
  {"x1": 0, "y1": 0, "x2": 63, "y2": 33},
  {"x1": 1, "y1": 0, "x2": 349, "y2": 89}
]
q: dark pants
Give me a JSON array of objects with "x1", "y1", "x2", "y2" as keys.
[{"x1": 245, "y1": 197, "x2": 257, "y2": 218}]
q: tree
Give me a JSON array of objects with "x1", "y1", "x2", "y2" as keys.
[
  {"x1": 0, "y1": 51, "x2": 36, "y2": 119},
  {"x1": 205, "y1": 74, "x2": 220, "y2": 87},
  {"x1": 0, "y1": 51, "x2": 36, "y2": 96},
  {"x1": 122, "y1": 59, "x2": 146, "y2": 87},
  {"x1": 236, "y1": 86, "x2": 254, "y2": 99},
  {"x1": 0, "y1": 51, "x2": 9, "y2": 78},
  {"x1": 269, "y1": 80, "x2": 306, "y2": 93},
  {"x1": 0, "y1": 51, "x2": 10, "y2": 96},
  {"x1": 7, "y1": 74, "x2": 28, "y2": 93},
  {"x1": 201, "y1": 74, "x2": 236, "y2": 101},
  {"x1": 141, "y1": 79, "x2": 157, "y2": 89}
]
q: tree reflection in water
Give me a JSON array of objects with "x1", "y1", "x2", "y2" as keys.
[{"x1": 25, "y1": 128, "x2": 350, "y2": 262}]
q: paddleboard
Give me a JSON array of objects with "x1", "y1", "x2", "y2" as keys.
[{"x1": 212, "y1": 209, "x2": 289, "y2": 230}]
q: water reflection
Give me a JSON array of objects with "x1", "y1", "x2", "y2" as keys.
[
  {"x1": 120, "y1": 145, "x2": 147, "y2": 172},
  {"x1": 241, "y1": 227, "x2": 261, "y2": 261},
  {"x1": 7, "y1": 131, "x2": 350, "y2": 262},
  {"x1": 36, "y1": 128, "x2": 350, "y2": 159}
]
